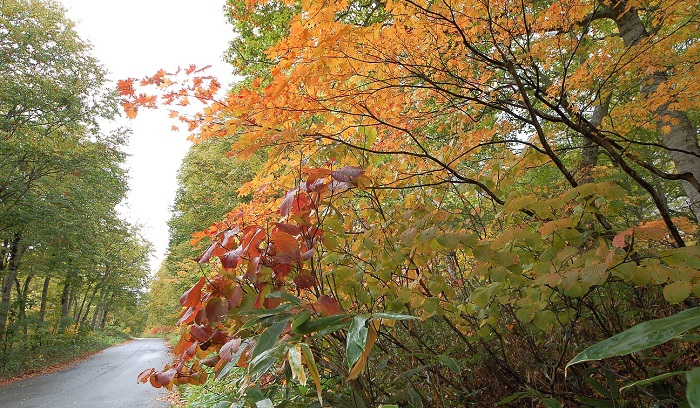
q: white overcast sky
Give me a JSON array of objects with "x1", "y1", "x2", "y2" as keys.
[{"x1": 60, "y1": 0, "x2": 236, "y2": 271}]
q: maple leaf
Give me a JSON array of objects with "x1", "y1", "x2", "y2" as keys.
[{"x1": 117, "y1": 78, "x2": 135, "y2": 97}]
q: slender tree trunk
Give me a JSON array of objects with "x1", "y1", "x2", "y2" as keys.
[
  {"x1": 14, "y1": 275, "x2": 32, "y2": 336},
  {"x1": 38, "y1": 276, "x2": 50, "y2": 328},
  {"x1": 78, "y1": 280, "x2": 102, "y2": 328},
  {"x1": 60, "y1": 270, "x2": 73, "y2": 330},
  {"x1": 0, "y1": 233, "x2": 24, "y2": 342},
  {"x1": 74, "y1": 282, "x2": 93, "y2": 328},
  {"x1": 69, "y1": 284, "x2": 78, "y2": 320},
  {"x1": 98, "y1": 292, "x2": 115, "y2": 330}
]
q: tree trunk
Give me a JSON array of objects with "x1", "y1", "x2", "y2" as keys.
[
  {"x1": 59, "y1": 271, "x2": 73, "y2": 330},
  {"x1": 0, "y1": 233, "x2": 25, "y2": 342},
  {"x1": 612, "y1": 3, "x2": 700, "y2": 220},
  {"x1": 98, "y1": 292, "x2": 115, "y2": 330},
  {"x1": 38, "y1": 276, "x2": 50, "y2": 328},
  {"x1": 14, "y1": 275, "x2": 32, "y2": 336}
]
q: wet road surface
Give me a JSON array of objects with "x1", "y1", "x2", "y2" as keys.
[{"x1": 0, "y1": 338, "x2": 172, "y2": 407}]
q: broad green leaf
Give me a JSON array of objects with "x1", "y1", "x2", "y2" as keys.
[
  {"x1": 542, "y1": 398, "x2": 562, "y2": 408},
  {"x1": 347, "y1": 315, "x2": 369, "y2": 368},
  {"x1": 687, "y1": 367, "x2": 700, "y2": 408},
  {"x1": 293, "y1": 314, "x2": 351, "y2": 335},
  {"x1": 248, "y1": 344, "x2": 283, "y2": 379},
  {"x1": 663, "y1": 282, "x2": 692, "y2": 304},
  {"x1": 252, "y1": 320, "x2": 287, "y2": 360},
  {"x1": 291, "y1": 310, "x2": 311, "y2": 331},
  {"x1": 566, "y1": 307, "x2": 700, "y2": 370}
]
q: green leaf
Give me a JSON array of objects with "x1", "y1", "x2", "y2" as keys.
[
  {"x1": 687, "y1": 367, "x2": 700, "y2": 408},
  {"x1": 291, "y1": 310, "x2": 311, "y2": 331},
  {"x1": 300, "y1": 343, "x2": 323, "y2": 405},
  {"x1": 663, "y1": 281, "x2": 692, "y2": 304},
  {"x1": 619, "y1": 371, "x2": 687, "y2": 394},
  {"x1": 248, "y1": 344, "x2": 283, "y2": 379},
  {"x1": 347, "y1": 315, "x2": 369, "y2": 368},
  {"x1": 293, "y1": 314, "x2": 351, "y2": 335},
  {"x1": 372, "y1": 312, "x2": 419, "y2": 321},
  {"x1": 437, "y1": 355, "x2": 460, "y2": 374},
  {"x1": 566, "y1": 307, "x2": 700, "y2": 371},
  {"x1": 266, "y1": 291, "x2": 302, "y2": 305},
  {"x1": 255, "y1": 399, "x2": 274, "y2": 408},
  {"x1": 252, "y1": 320, "x2": 288, "y2": 360}
]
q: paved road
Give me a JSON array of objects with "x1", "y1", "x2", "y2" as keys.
[{"x1": 0, "y1": 338, "x2": 172, "y2": 407}]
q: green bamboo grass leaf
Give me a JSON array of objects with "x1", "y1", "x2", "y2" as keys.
[
  {"x1": 251, "y1": 320, "x2": 287, "y2": 360},
  {"x1": 687, "y1": 367, "x2": 700, "y2": 407},
  {"x1": 293, "y1": 314, "x2": 351, "y2": 335},
  {"x1": 566, "y1": 307, "x2": 700, "y2": 371},
  {"x1": 619, "y1": 371, "x2": 687, "y2": 393},
  {"x1": 300, "y1": 343, "x2": 322, "y2": 405},
  {"x1": 347, "y1": 315, "x2": 369, "y2": 368}
]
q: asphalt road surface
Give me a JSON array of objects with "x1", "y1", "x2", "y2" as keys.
[{"x1": 0, "y1": 338, "x2": 172, "y2": 407}]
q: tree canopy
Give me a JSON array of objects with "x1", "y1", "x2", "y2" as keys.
[{"x1": 0, "y1": 0, "x2": 152, "y2": 372}]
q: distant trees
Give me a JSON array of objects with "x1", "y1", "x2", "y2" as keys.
[
  {"x1": 0, "y1": 0, "x2": 151, "y2": 363},
  {"x1": 144, "y1": 137, "x2": 259, "y2": 333}
]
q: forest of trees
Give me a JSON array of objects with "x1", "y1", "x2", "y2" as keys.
[
  {"x1": 128, "y1": 0, "x2": 700, "y2": 406},
  {"x1": 0, "y1": 0, "x2": 152, "y2": 375}
]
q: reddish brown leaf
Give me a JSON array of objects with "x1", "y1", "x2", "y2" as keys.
[
  {"x1": 301, "y1": 249, "x2": 315, "y2": 261},
  {"x1": 117, "y1": 78, "x2": 135, "y2": 97},
  {"x1": 137, "y1": 367, "x2": 154, "y2": 384},
  {"x1": 151, "y1": 369, "x2": 177, "y2": 388},
  {"x1": 179, "y1": 277, "x2": 206, "y2": 307},
  {"x1": 275, "y1": 222, "x2": 301, "y2": 236},
  {"x1": 201, "y1": 355, "x2": 221, "y2": 367},
  {"x1": 241, "y1": 226, "x2": 266, "y2": 255},
  {"x1": 331, "y1": 166, "x2": 364, "y2": 183},
  {"x1": 228, "y1": 284, "x2": 244, "y2": 309},
  {"x1": 243, "y1": 256, "x2": 261, "y2": 281},
  {"x1": 272, "y1": 263, "x2": 292, "y2": 281},
  {"x1": 210, "y1": 329, "x2": 229, "y2": 344},
  {"x1": 205, "y1": 297, "x2": 228, "y2": 323},
  {"x1": 195, "y1": 242, "x2": 222, "y2": 264},
  {"x1": 220, "y1": 246, "x2": 243, "y2": 270},
  {"x1": 218, "y1": 227, "x2": 241, "y2": 249},
  {"x1": 314, "y1": 294, "x2": 342, "y2": 316},
  {"x1": 219, "y1": 338, "x2": 242, "y2": 362},
  {"x1": 613, "y1": 227, "x2": 634, "y2": 248},
  {"x1": 293, "y1": 272, "x2": 315, "y2": 290},
  {"x1": 191, "y1": 324, "x2": 213, "y2": 343},
  {"x1": 280, "y1": 188, "x2": 299, "y2": 216},
  {"x1": 304, "y1": 168, "x2": 332, "y2": 191},
  {"x1": 178, "y1": 306, "x2": 198, "y2": 326}
]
